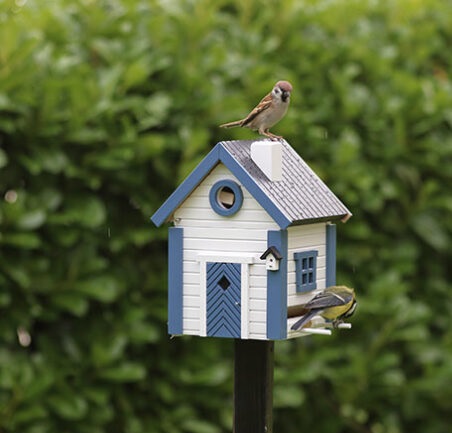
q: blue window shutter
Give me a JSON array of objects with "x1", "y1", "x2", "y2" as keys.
[
  {"x1": 326, "y1": 224, "x2": 337, "y2": 287},
  {"x1": 168, "y1": 227, "x2": 183, "y2": 335},
  {"x1": 294, "y1": 250, "x2": 318, "y2": 292},
  {"x1": 266, "y1": 229, "x2": 288, "y2": 340}
]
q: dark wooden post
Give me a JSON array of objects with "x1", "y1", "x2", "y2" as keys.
[{"x1": 233, "y1": 339, "x2": 274, "y2": 433}]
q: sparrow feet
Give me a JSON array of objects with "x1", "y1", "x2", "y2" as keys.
[{"x1": 262, "y1": 130, "x2": 284, "y2": 141}]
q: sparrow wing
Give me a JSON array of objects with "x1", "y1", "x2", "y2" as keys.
[{"x1": 240, "y1": 93, "x2": 272, "y2": 127}]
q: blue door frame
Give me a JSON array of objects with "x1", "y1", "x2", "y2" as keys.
[{"x1": 206, "y1": 262, "x2": 241, "y2": 338}]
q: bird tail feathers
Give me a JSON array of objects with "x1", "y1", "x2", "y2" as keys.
[
  {"x1": 291, "y1": 310, "x2": 319, "y2": 331},
  {"x1": 219, "y1": 120, "x2": 242, "y2": 128}
]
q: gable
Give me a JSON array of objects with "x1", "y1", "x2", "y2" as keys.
[
  {"x1": 174, "y1": 164, "x2": 278, "y2": 229},
  {"x1": 151, "y1": 142, "x2": 291, "y2": 228}
]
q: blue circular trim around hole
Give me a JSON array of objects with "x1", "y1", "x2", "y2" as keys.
[{"x1": 209, "y1": 180, "x2": 243, "y2": 216}]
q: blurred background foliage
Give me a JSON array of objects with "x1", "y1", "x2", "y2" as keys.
[{"x1": 1, "y1": 0, "x2": 451, "y2": 432}]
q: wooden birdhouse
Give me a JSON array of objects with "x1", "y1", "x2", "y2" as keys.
[
  {"x1": 260, "y1": 246, "x2": 282, "y2": 271},
  {"x1": 151, "y1": 140, "x2": 352, "y2": 340}
]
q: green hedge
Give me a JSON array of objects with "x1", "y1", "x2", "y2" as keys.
[{"x1": 1, "y1": 1, "x2": 451, "y2": 432}]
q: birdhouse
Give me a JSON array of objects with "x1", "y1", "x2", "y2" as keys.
[
  {"x1": 260, "y1": 246, "x2": 282, "y2": 271},
  {"x1": 151, "y1": 140, "x2": 352, "y2": 340}
]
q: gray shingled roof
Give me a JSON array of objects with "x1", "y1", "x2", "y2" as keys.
[{"x1": 221, "y1": 140, "x2": 352, "y2": 224}]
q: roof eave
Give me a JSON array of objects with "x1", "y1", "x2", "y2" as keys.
[{"x1": 287, "y1": 213, "x2": 352, "y2": 227}]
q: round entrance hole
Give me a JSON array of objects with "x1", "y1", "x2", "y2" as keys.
[{"x1": 209, "y1": 180, "x2": 243, "y2": 216}]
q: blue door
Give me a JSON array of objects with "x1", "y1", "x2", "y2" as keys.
[{"x1": 206, "y1": 262, "x2": 241, "y2": 338}]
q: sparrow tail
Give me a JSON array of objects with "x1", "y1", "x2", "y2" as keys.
[{"x1": 219, "y1": 120, "x2": 243, "y2": 128}]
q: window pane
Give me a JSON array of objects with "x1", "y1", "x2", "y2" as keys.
[{"x1": 294, "y1": 250, "x2": 318, "y2": 293}]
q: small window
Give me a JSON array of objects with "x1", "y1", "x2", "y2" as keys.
[
  {"x1": 209, "y1": 180, "x2": 243, "y2": 216},
  {"x1": 294, "y1": 250, "x2": 318, "y2": 292}
]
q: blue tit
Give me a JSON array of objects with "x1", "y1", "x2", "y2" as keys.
[{"x1": 291, "y1": 285, "x2": 356, "y2": 331}]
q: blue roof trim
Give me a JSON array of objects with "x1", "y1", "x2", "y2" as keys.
[
  {"x1": 219, "y1": 146, "x2": 291, "y2": 229},
  {"x1": 151, "y1": 144, "x2": 221, "y2": 226}
]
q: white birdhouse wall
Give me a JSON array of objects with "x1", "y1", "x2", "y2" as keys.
[{"x1": 287, "y1": 223, "x2": 328, "y2": 308}]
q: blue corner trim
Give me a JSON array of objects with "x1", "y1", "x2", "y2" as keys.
[
  {"x1": 151, "y1": 144, "x2": 222, "y2": 226},
  {"x1": 266, "y1": 229, "x2": 288, "y2": 340},
  {"x1": 168, "y1": 227, "x2": 183, "y2": 335},
  {"x1": 150, "y1": 142, "x2": 292, "y2": 228},
  {"x1": 209, "y1": 179, "x2": 243, "y2": 216},
  {"x1": 326, "y1": 224, "x2": 337, "y2": 287},
  {"x1": 219, "y1": 146, "x2": 292, "y2": 229}
]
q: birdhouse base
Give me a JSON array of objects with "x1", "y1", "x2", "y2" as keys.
[{"x1": 287, "y1": 315, "x2": 353, "y2": 338}]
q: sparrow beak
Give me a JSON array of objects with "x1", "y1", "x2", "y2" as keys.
[{"x1": 282, "y1": 91, "x2": 290, "y2": 102}]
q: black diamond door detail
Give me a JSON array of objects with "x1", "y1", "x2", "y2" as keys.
[{"x1": 218, "y1": 276, "x2": 230, "y2": 290}]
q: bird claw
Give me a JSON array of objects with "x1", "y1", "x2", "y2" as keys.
[
  {"x1": 262, "y1": 131, "x2": 284, "y2": 141},
  {"x1": 332, "y1": 319, "x2": 344, "y2": 328}
]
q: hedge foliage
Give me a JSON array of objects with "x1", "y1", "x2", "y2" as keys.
[{"x1": 1, "y1": 0, "x2": 451, "y2": 432}]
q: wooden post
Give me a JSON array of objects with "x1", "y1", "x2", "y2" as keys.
[{"x1": 233, "y1": 339, "x2": 274, "y2": 433}]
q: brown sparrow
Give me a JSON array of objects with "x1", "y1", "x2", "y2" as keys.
[{"x1": 220, "y1": 80, "x2": 293, "y2": 141}]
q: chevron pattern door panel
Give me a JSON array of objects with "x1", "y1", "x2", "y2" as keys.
[{"x1": 206, "y1": 262, "x2": 241, "y2": 338}]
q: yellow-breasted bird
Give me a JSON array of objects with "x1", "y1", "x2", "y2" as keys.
[{"x1": 291, "y1": 285, "x2": 357, "y2": 331}]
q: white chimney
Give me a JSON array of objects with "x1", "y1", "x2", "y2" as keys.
[{"x1": 250, "y1": 141, "x2": 283, "y2": 182}]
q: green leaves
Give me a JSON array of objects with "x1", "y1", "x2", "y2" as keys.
[
  {"x1": 47, "y1": 393, "x2": 88, "y2": 420},
  {"x1": 75, "y1": 276, "x2": 120, "y2": 302},
  {"x1": 51, "y1": 195, "x2": 106, "y2": 228},
  {"x1": 99, "y1": 362, "x2": 147, "y2": 382}
]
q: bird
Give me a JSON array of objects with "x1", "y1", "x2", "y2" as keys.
[
  {"x1": 219, "y1": 80, "x2": 293, "y2": 141},
  {"x1": 291, "y1": 285, "x2": 357, "y2": 331}
]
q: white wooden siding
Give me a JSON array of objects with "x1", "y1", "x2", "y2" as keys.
[
  {"x1": 287, "y1": 223, "x2": 327, "y2": 307},
  {"x1": 175, "y1": 164, "x2": 278, "y2": 340}
]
